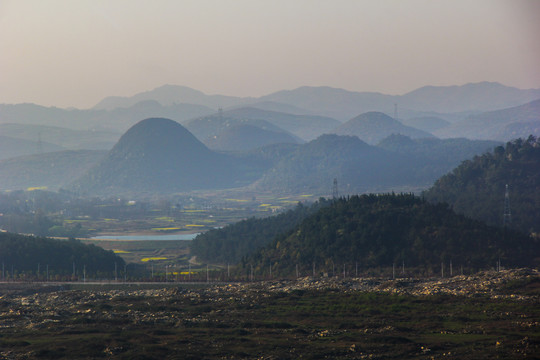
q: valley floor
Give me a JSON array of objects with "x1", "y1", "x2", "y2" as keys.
[{"x1": 0, "y1": 268, "x2": 538, "y2": 359}]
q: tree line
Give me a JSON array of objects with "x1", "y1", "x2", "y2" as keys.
[{"x1": 0, "y1": 232, "x2": 125, "y2": 279}]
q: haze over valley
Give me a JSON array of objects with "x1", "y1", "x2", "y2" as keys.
[{"x1": 1, "y1": 2, "x2": 539, "y2": 358}]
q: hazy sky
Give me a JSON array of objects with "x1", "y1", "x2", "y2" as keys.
[{"x1": 1, "y1": 0, "x2": 539, "y2": 109}]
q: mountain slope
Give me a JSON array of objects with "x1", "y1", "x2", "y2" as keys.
[
  {"x1": 71, "y1": 118, "x2": 259, "y2": 196},
  {"x1": 184, "y1": 114, "x2": 298, "y2": 142},
  {"x1": 253, "y1": 134, "x2": 418, "y2": 195},
  {"x1": 0, "y1": 135, "x2": 64, "y2": 160},
  {"x1": 0, "y1": 101, "x2": 214, "y2": 134},
  {"x1": 222, "y1": 107, "x2": 341, "y2": 141},
  {"x1": 434, "y1": 99, "x2": 540, "y2": 141},
  {"x1": 93, "y1": 84, "x2": 249, "y2": 110},
  {"x1": 204, "y1": 124, "x2": 301, "y2": 151},
  {"x1": 334, "y1": 112, "x2": 434, "y2": 145},
  {"x1": 423, "y1": 136, "x2": 540, "y2": 234},
  {"x1": 400, "y1": 82, "x2": 540, "y2": 113},
  {"x1": 0, "y1": 150, "x2": 107, "y2": 191},
  {"x1": 0, "y1": 123, "x2": 120, "y2": 150},
  {"x1": 377, "y1": 134, "x2": 500, "y2": 180},
  {"x1": 191, "y1": 200, "x2": 330, "y2": 264},
  {"x1": 260, "y1": 82, "x2": 540, "y2": 120},
  {"x1": 242, "y1": 194, "x2": 538, "y2": 276},
  {"x1": 400, "y1": 116, "x2": 450, "y2": 133}
]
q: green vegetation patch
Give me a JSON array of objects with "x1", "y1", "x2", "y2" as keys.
[{"x1": 0, "y1": 288, "x2": 537, "y2": 359}]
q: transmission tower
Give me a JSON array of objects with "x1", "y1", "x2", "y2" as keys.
[
  {"x1": 503, "y1": 184, "x2": 511, "y2": 227},
  {"x1": 332, "y1": 178, "x2": 339, "y2": 199}
]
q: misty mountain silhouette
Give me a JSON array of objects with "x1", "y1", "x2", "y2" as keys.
[
  {"x1": 434, "y1": 98, "x2": 540, "y2": 141},
  {"x1": 204, "y1": 124, "x2": 301, "y2": 152},
  {"x1": 253, "y1": 134, "x2": 415, "y2": 194},
  {"x1": 334, "y1": 111, "x2": 434, "y2": 145},
  {"x1": 70, "y1": 118, "x2": 258, "y2": 195},
  {"x1": 222, "y1": 107, "x2": 341, "y2": 141}
]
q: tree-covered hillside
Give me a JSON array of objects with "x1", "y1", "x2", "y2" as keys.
[
  {"x1": 241, "y1": 194, "x2": 537, "y2": 277},
  {"x1": 377, "y1": 134, "x2": 500, "y2": 184},
  {"x1": 190, "y1": 200, "x2": 331, "y2": 264},
  {"x1": 423, "y1": 136, "x2": 540, "y2": 235},
  {"x1": 0, "y1": 232, "x2": 125, "y2": 278},
  {"x1": 253, "y1": 134, "x2": 417, "y2": 194}
]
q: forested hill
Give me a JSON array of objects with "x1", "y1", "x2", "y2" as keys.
[
  {"x1": 0, "y1": 232, "x2": 125, "y2": 278},
  {"x1": 240, "y1": 194, "x2": 538, "y2": 277},
  {"x1": 190, "y1": 200, "x2": 331, "y2": 264},
  {"x1": 423, "y1": 136, "x2": 540, "y2": 235}
]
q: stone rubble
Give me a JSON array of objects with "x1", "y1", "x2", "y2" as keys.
[{"x1": 0, "y1": 268, "x2": 537, "y2": 333}]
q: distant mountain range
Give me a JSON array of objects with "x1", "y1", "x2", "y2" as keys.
[
  {"x1": 434, "y1": 99, "x2": 540, "y2": 141},
  {"x1": 2, "y1": 82, "x2": 539, "y2": 145},
  {"x1": 258, "y1": 82, "x2": 540, "y2": 120},
  {"x1": 203, "y1": 124, "x2": 301, "y2": 152},
  {"x1": 253, "y1": 133, "x2": 498, "y2": 195},
  {"x1": 92, "y1": 84, "x2": 249, "y2": 111},
  {"x1": 333, "y1": 111, "x2": 434, "y2": 145},
  {"x1": 1, "y1": 115, "x2": 502, "y2": 196},
  {"x1": 89, "y1": 82, "x2": 540, "y2": 122},
  {"x1": 0, "y1": 101, "x2": 214, "y2": 133},
  {"x1": 221, "y1": 107, "x2": 341, "y2": 141}
]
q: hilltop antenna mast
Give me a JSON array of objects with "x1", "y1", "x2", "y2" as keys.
[
  {"x1": 503, "y1": 184, "x2": 511, "y2": 227},
  {"x1": 332, "y1": 178, "x2": 339, "y2": 199}
]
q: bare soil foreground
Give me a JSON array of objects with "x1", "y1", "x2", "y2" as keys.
[{"x1": 0, "y1": 268, "x2": 538, "y2": 359}]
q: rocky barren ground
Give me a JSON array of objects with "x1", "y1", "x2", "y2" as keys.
[{"x1": 0, "y1": 268, "x2": 539, "y2": 359}]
